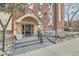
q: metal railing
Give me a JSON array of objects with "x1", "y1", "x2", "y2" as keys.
[
  {"x1": 38, "y1": 30, "x2": 57, "y2": 44},
  {"x1": 43, "y1": 35, "x2": 57, "y2": 44}
]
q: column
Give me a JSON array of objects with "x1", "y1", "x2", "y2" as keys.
[
  {"x1": 53, "y1": 3, "x2": 64, "y2": 30},
  {"x1": 42, "y1": 3, "x2": 48, "y2": 32},
  {"x1": 33, "y1": 3, "x2": 38, "y2": 16}
]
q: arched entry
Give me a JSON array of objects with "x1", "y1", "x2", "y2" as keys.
[{"x1": 14, "y1": 13, "x2": 41, "y2": 37}]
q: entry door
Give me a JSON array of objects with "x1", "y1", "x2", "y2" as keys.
[
  {"x1": 22, "y1": 24, "x2": 34, "y2": 36},
  {"x1": 24, "y1": 24, "x2": 33, "y2": 36},
  {"x1": 25, "y1": 25, "x2": 31, "y2": 36}
]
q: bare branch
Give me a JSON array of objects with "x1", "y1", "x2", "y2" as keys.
[
  {"x1": 70, "y1": 9, "x2": 79, "y2": 22},
  {"x1": 5, "y1": 13, "x2": 12, "y2": 30},
  {"x1": 65, "y1": 3, "x2": 79, "y2": 27},
  {"x1": 0, "y1": 19, "x2": 4, "y2": 29}
]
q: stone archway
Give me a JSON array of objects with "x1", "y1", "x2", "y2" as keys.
[{"x1": 14, "y1": 13, "x2": 41, "y2": 36}]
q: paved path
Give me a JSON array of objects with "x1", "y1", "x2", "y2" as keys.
[
  {"x1": 12, "y1": 36, "x2": 55, "y2": 56},
  {"x1": 18, "y1": 37, "x2": 79, "y2": 56}
]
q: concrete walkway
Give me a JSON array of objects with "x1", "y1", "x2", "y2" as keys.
[{"x1": 18, "y1": 37, "x2": 79, "y2": 56}]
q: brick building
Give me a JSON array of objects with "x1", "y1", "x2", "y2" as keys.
[{"x1": 0, "y1": 3, "x2": 64, "y2": 36}]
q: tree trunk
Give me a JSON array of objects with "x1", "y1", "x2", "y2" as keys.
[{"x1": 69, "y1": 21, "x2": 72, "y2": 27}]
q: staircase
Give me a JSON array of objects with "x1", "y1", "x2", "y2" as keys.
[
  {"x1": 12, "y1": 36, "x2": 55, "y2": 56},
  {"x1": 14, "y1": 36, "x2": 40, "y2": 49}
]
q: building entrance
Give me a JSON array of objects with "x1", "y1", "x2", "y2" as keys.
[{"x1": 22, "y1": 24, "x2": 34, "y2": 36}]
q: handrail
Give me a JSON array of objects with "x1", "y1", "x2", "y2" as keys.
[
  {"x1": 38, "y1": 31, "x2": 57, "y2": 44},
  {"x1": 43, "y1": 35, "x2": 56, "y2": 44}
]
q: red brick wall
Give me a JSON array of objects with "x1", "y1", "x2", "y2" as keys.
[
  {"x1": 12, "y1": 11, "x2": 24, "y2": 31},
  {"x1": 52, "y1": 3, "x2": 56, "y2": 30},
  {"x1": 12, "y1": 11, "x2": 23, "y2": 21},
  {"x1": 42, "y1": 3, "x2": 48, "y2": 31},
  {"x1": 57, "y1": 3, "x2": 64, "y2": 29},
  {"x1": 53, "y1": 3, "x2": 64, "y2": 30},
  {"x1": 33, "y1": 3, "x2": 38, "y2": 16},
  {"x1": 33, "y1": 3, "x2": 49, "y2": 32},
  {"x1": 11, "y1": 3, "x2": 64, "y2": 32}
]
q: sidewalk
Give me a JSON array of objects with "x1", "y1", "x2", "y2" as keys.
[{"x1": 18, "y1": 37, "x2": 79, "y2": 56}]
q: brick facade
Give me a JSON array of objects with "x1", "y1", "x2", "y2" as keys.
[
  {"x1": 11, "y1": 3, "x2": 64, "y2": 32},
  {"x1": 53, "y1": 3, "x2": 64, "y2": 30},
  {"x1": 42, "y1": 3, "x2": 48, "y2": 31},
  {"x1": 12, "y1": 11, "x2": 24, "y2": 31},
  {"x1": 33, "y1": 3, "x2": 38, "y2": 16},
  {"x1": 57, "y1": 3, "x2": 64, "y2": 29}
]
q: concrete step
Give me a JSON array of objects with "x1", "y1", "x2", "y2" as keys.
[
  {"x1": 12, "y1": 36, "x2": 55, "y2": 55},
  {"x1": 14, "y1": 38, "x2": 49, "y2": 49},
  {"x1": 14, "y1": 40, "x2": 40, "y2": 49},
  {"x1": 15, "y1": 36, "x2": 38, "y2": 43}
]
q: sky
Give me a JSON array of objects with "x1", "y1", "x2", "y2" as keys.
[{"x1": 64, "y1": 3, "x2": 79, "y2": 21}]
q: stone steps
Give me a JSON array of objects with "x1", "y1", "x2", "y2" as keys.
[
  {"x1": 12, "y1": 36, "x2": 55, "y2": 56},
  {"x1": 14, "y1": 40, "x2": 40, "y2": 49},
  {"x1": 14, "y1": 37, "x2": 49, "y2": 49}
]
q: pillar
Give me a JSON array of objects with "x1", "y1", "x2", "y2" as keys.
[
  {"x1": 42, "y1": 3, "x2": 48, "y2": 32},
  {"x1": 53, "y1": 3, "x2": 64, "y2": 30},
  {"x1": 33, "y1": 3, "x2": 38, "y2": 16}
]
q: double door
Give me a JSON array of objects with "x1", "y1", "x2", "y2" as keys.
[{"x1": 22, "y1": 24, "x2": 34, "y2": 36}]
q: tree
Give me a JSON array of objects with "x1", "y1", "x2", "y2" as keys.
[
  {"x1": 0, "y1": 3, "x2": 25, "y2": 31},
  {"x1": 0, "y1": 3, "x2": 25, "y2": 53},
  {"x1": 64, "y1": 3, "x2": 79, "y2": 28}
]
